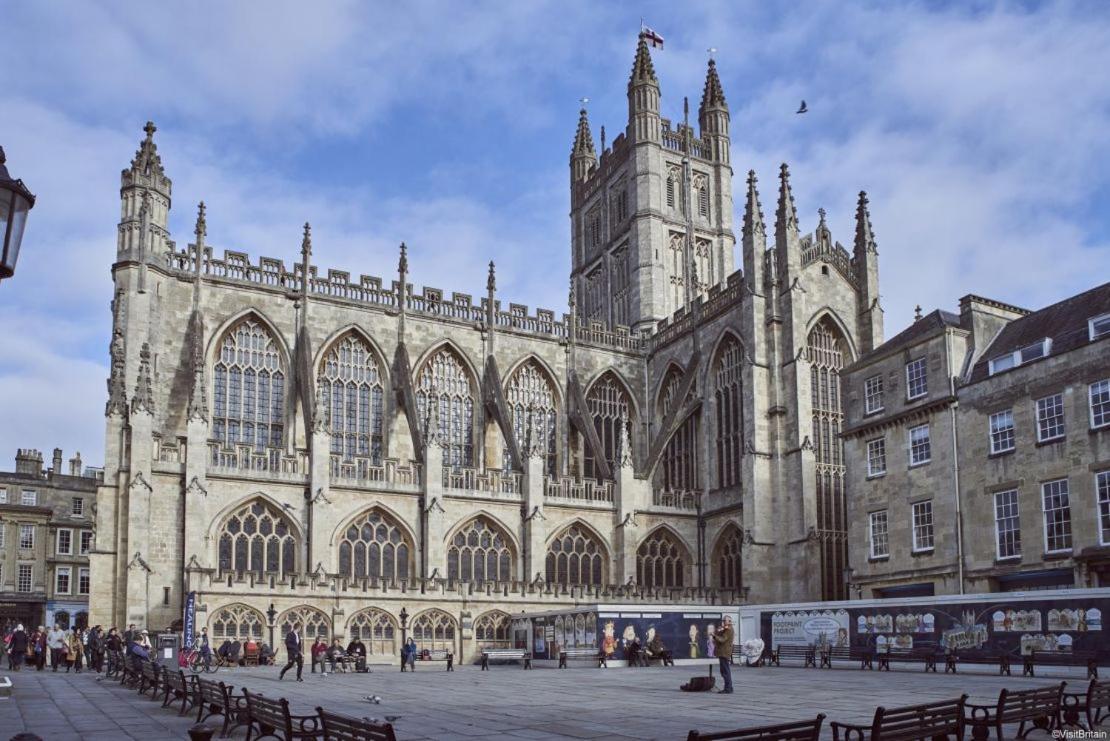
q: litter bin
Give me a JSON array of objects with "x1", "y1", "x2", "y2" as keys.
[{"x1": 157, "y1": 632, "x2": 181, "y2": 665}]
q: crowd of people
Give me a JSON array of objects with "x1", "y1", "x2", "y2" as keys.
[{"x1": 0, "y1": 621, "x2": 129, "y2": 673}]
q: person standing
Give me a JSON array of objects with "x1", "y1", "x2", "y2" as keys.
[
  {"x1": 47, "y1": 624, "x2": 66, "y2": 671},
  {"x1": 9, "y1": 625, "x2": 28, "y2": 671},
  {"x1": 279, "y1": 627, "x2": 303, "y2": 681},
  {"x1": 65, "y1": 629, "x2": 83, "y2": 673},
  {"x1": 199, "y1": 627, "x2": 212, "y2": 671},
  {"x1": 401, "y1": 638, "x2": 417, "y2": 672},
  {"x1": 713, "y1": 616, "x2": 735, "y2": 694},
  {"x1": 32, "y1": 627, "x2": 47, "y2": 670}
]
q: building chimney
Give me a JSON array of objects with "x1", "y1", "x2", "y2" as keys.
[
  {"x1": 52, "y1": 448, "x2": 63, "y2": 476},
  {"x1": 69, "y1": 452, "x2": 83, "y2": 477},
  {"x1": 15, "y1": 448, "x2": 44, "y2": 476}
]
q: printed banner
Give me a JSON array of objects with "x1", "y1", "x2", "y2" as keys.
[{"x1": 183, "y1": 591, "x2": 197, "y2": 649}]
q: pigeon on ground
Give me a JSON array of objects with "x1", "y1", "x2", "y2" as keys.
[
  {"x1": 385, "y1": 715, "x2": 402, "y2": 722},
  {"x1": 364, "y1": 695, "x2": 382, "y2": 704},
  {"x1": 796, "y1": 100, "x2": 808, "y2": 114}
]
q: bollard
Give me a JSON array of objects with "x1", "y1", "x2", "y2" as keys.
[{"x1": 187, "y1": 724, "x2": 215, "y2": 741}]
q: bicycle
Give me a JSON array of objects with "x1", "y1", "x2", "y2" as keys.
[{"x1": 180, "y1": 639, "x2": 220, "y2": 673}]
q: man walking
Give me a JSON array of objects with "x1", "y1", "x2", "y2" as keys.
[
  {"x1": 279, "y1": 626, "x2": 303, "y2": 681},
  {"x1": 47, "y1": 624, "x2": 65, "y2": 672},
  {"x1": 713, "y1": 616, "x2": 735, "y2": 694}
]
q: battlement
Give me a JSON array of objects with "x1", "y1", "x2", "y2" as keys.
[
  {"x1": 648, "y1": 270, "x2": 745, "y2": 352},
  {"x1": 801, "y1": 232, "x2": 857, "y2": 288}
]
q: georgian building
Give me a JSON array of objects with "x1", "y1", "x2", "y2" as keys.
[{"x1": 91, "y1": 37, "x2": 884, "y2": 660}]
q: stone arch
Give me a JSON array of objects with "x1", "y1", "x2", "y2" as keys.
[
  {"x1": 311, "y1": 324, "x2": 390, "y2": 381},
  {"x1": 213, "y1": 496, "x2": 300, "y2": 576},
  {"x1": 277, "y1": 605, "x2": 330, "y2": 647},
  {"x1": 411, "y1": 339, "x2": 482, "y2": 392},
  {"x1": 315, "y1": 327, "x2": 390, "y2": 466},
  {"x1": 656, "y1": 363, "x2": 699, "y2": 492},
  {"x1": 335, "y1": 507, "x2": 414, "y2": 583},
  {"x1": 445, "y1": 513, "x2": 518, "y2": 583},
  {"x1": 636, "y1": 524, "x2": 693, "y2": 588},
  {"x1": 581, "y1": 368, "x2": 641, "y2": 422},
  {"x1": 413, "y1": 340, "x2": 480, "y2": 468},
  {"x1": 346, "y1": 607, "x2": 398, "y2": 657},
  {"x1": 545, "y1": 520, "x2": 610, "y2": 586},
  {"x1": 805, "y1": 308, "x2": 858, "y2": 364},
  {"x1": 473, "y1": 609, "x2": 512, "y2": 649},
  {"x1": 709, "y1": 329, "x2": 746, "y2": 490},
  {"x1": 503, "y1": 355, "x2": 562, "y2": 474},
  {"x1": 654, "y1": 361, "x2": 688, "y2": 418},
  {"x1": 205, "y1": 308, "x2": 292, "y2": 368},
  {"x1": 409, "y1": 608, "x2": 457, "y2": 652},
  {"x1": 710, "y1": 522, "x2": 744, "y2": 591},
  {"x1": 502, "y1": 353, "x2": 563, "y2": 407},
  {"x1": 209, "y1": 603, "x2": 266, "y2": 642},
  {"x1": 581, "y1": 369, "x2": 639, "y2": 480}
]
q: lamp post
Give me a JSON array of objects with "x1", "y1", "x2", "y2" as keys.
[
  {"x1": 0, "y1": 147, "x2": 36, "y2": 282},
  {"x1": 266, "y1": 602, "x2": 277, "y2": 652},
  {"x1": 399, "y1": 606, "x2": 409, "y2": 646}
]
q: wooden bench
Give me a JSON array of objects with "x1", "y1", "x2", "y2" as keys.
[
  {"x1": 832, "y1": 695, "x2": 967, "y2": 741},
  {"x1": 944, "y1": 650, "x2": 1012, "y2": 676},
  {"x1": 559, "y1": 647, "x2": 607, "y2": 668},
  {"x1": 687, "y1": 713, "x2": 825, "y2": 740},
  {"x1": 243, "y1": 688, "x2": 323, "y2": 740},
  {"x1": 481, "y1": 648, "x2": 532, "y2": 670},
  {"x1": 316, "y1": 706, "x2": 398, "y2": 741},
  {"x1": 1024, "y1": 649, "x2": 1099, "y2": 679},
  {"x1": 766, "y1": 644, "x2": 817, "y2": 668},
  {"x1": 1061, "y1": 677, "x2": 1110, "y2": 730},
  {"x1": 965, "y1": 682, "x2": 1065, "y2": 741},
  {"x1": 876, "y1": 647, "x2": 941, "y2": 672},
  {"x1": 105, "y1": 649, "x2": 124, "y2": 678},
  {"x1": 121, "y1": 655, "x2": 143, "y2": 688},
  {"x1": 819, "y1": 646, "x2": 874, "y2": 670},
  {"x1": 197, "y1": 677, "x2": 248, "y2": 738},
  {"x1": 406, "y1": 648, "x2": 453, "y2": 671},
  {"x1": 138, "y1": 660, "x2": 162, "y2": 697},
  {"x1": 161, "y1": 668, "x2": 199, "y2": 717},
  {"x1": 642, "y1": 647, "x2": 675, "y2": 667}
]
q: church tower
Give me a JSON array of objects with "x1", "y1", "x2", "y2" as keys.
[{"x1": 569, "y1": 38, "x2": 735, "y2": 333}]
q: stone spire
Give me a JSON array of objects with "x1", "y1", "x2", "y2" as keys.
[
  {"x1": 570, "y1": 108, "x2": 597, "y2": 183},
  {"x1": 854, "y1": 191, "x2": 878, "y2": 256},
  {"x1": 131, "y1": 342, "x2": 154, "y2": 414},
  {"x1": 699, "y1": 59, "x2": 728, "y2": 115},
  {"x1": 299, "y1": 222, "x2": 312, "y2": 296},
  {"x1": 629, "y1": 35, "x2": 658, "y2": 87},
  {"x1": 487, "y1": 260, "x2": 496, "y2": 293},
  {"x1": 775, "y1": 163, "x2": 799, "y2": 235},
  {"x1": 627, "y1": 35, "x2": 661, "y2": 144},
  {"x1": 128, "y1": 121, "x2": 165, "y2": 180},
  {"x1": 743, "y1": 170, "x2": 765, "y2": 237},
  {"x1": 106, "y1": 328, "x2": 129, "y2": 417}
]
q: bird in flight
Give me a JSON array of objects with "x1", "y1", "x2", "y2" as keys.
[{"x1": 796, "y1": 100, "x2": 808, "y2": 114}]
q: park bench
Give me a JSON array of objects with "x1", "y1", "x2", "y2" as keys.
[
  {"x1": 1023, "y1": 649, "x2": 1100, "y2": 679},
  {"x1": 121, "y1": 655, "x2": 143, "y2": 688},
  {"x1": 405, "y1": 648, "x2": 453, "y2": 671},
  {"x1": 766, "y1": 644, "x2": 817, "y2": 668},
  {"x1": 243, "y1": 688, "x2": 323, "y2": 741},
  {"x1": 197, "y1": 676, "x2": 249, "y2": 738},
  {"x1": 642, "y1": 647, "x2": 675, "y2": 667},
  {"x1": 819, "y1": 646, "x2": 874, "y2": 670},
  {"x1": 161, "y1": 668, "x2": 199, "y2": 717},
  {"x1": 831, "y1": 695, "x2": 967, "y2": 741},
  {"x1": 687, "y1": 713, "x2": 826, "y2": 741},
  {"x1": 559, "y1": 647, "x2": 607, "y2": 668},
  {"x1": 876, "y1": 647, "x2": 941, "y2": 672},
  {"x1": 965, "y1": 682, "x2": 1065, "y2": 741},
  {"x1": 139, "y1": 660, "x2": 163, "y2": 699},
  {"x1": 1061, "y1": 677, "x2": 1110, "y2": 730},
  {"x1": 481, "y1": 648, "x2": 532, "y2": 670},
  {"x1": 326, "y1": 654, "x2": 358, "y2": 673},
  {"x1": 105, "y1": 649, "x2": 124, "y2": 678},
  {"x1": 316, "y1": 706, "x2": 398, "y2": 741},
  {"x1": 944, "y1": 650, "x2": 1012, "y2": 676}
]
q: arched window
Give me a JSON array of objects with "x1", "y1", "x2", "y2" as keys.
[
  {"x1": 278, "y1": 606, "x2": 329, "y2": 647},
  {"x1": 583, "y1": 373, "x2": 632, "y2": 480},
  {"x1": 337, "y1": 509, "x2": 411, "y2": 583},
  {"x1": 210, "y1": 604, "x2": 265, "y2": 642},
  {"x1": 213, "y1": 318, "x2": 285, "y2": 449},
  {"x1": 446, "y1": 517, "x2": 515, "y2": 583},
  {"x1": 714, "y1": 525, "x2": 743, "y2": 591},
  {"x1": 474, "y1": 610, "x2": 511, "y2": 649},
  {"x1": 54, "y1": 611, "x2": 71, "y2": 630},
  {"x1": 666, "y1": 174, "x2": 676, "y2": 208},
  {"x1": 318, "y1": 333, "x2": 385, "y2": 464},
  {"x1": 347, "y1": 608, "x2": 397, "y2": 657},
  {"x1": 808, "y1": 317, "x2": 849, "y2": 601},
  {"x1": 714, "y1": 336, "x2": 744, "y2": 489},
  {"x1": 698, "y1": 185, "x2": 709, "y2": 217},
  {"x1": 658, "y1": 368, "x2": 698, "y2": 492},
  {"x1": 217, "y1": 499, "x2": 297, "y2": 576},
  {"x1": 505, "y1": 360, "x2": 558, "y2": 474},
  {"x1": 416, "y1": 347, "x2": 474, "y2": 468},
  {"x1": 410, "y1": 609, "x2": 456, "y2": 652},
  {"x1": 545, "y1": 523, "x2": 606, "y2": 586},
  {"x1": 636, "y1": 528, "x2": 688, "y2": 588},
  {"x1": 75, "y1": 612, "x2": 88, "y2": 631}
]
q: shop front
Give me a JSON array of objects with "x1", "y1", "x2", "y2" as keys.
[
  {"x1": 46, "y1": 601, "x2": 89, "y2": 630},
  {"x1": 0, "y1": 597, "x2": 45, "y2": 631}
]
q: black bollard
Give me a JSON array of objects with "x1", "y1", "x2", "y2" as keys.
[{"x1": 187, "y1": 724, "x2": 215, "y2": 741}]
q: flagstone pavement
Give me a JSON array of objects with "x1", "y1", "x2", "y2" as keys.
[{"x1": 0, "y1": 660, "x2": 1098, "y2": 740}]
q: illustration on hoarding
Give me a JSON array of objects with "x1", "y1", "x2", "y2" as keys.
[
  {"x1": 602, "y1": 621, "x2": 617, "y2": 657},
  {"x1": 1047, "y1": 608, "x2": 1101, "y2": 632},
  {"x1": 992, "y1": 609, "x2": 1041, "y2": 632},
  {"x1": 689, "y1": 624, "x2": 700, "y2": 658},
  {"x1": 876, "y1": 634, "x2": 914, "y2": 650},
  {"x1": 856, "y1": 613, "x2": 935, "y2": 635},
  {"x1": 770, "y1": 609, "x2": 850, "y2": 648},
  {"x1": 1021, "y1": 633, "x2": 1073, "y2": 654}
]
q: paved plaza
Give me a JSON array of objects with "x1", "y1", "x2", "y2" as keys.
[{"x1": 1, "y1": 661, "x2": 1099, "y2": 740}]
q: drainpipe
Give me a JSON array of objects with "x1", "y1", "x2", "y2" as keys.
[{"x1": 946, "y1": 330, "x2": 966, "y2": 594}]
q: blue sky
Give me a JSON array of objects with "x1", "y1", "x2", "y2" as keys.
[{"x1": 1, "y1": 0, "x2": 1108, "y2": 468}]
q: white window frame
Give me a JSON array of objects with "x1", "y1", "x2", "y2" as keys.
[
  {"x1": 988, "y1": 338, "x2": 1052, "y2": 375},
  {"x1": 866, "y1": 437, "x2": 887, "y2": 478},
  {"x1": 869, "y1": 510, "x2": 889, "y2": 559},
  {"x1": 912, "y1": 500, "x2": 934, "y2": 552},
  {"x1": 1091, "y1": 379, "x2": 1110, "y2": 430},
  {"x1": 909, "y1": 423, "x2": 932, "y2": 466},
  {"x1": 0, "y1": 487, "x2": 7, "y2": 503},
  {"x1": 1042, "y1": 478, "x2": 1073, "y2": 553},
  {"x1": 21, "y1": 489, "x2": 37, "y2": 506},
  {"x1": 1090, "y1": 313, "x2": 1110, "y2": 341},
  {"x1": 1036, "y1": 393, "x2": 1066, "y2": 442},
  {"x1": 56, "y1": 528, "x2": 72, "y2": 556},
  {"x1": 1098, "y1": 471, "x2": 1110, "y2": 546},
  {"x1": 55, "y1": 566, "x2": 71, "y2": 595},
  {"x1": 994, "y1": 489, "x2": 1021, "y2": 559},
  {"x1": 17, "y1": 564, "x2": 32, "y2": 593},
  {"x1": 989, "y1": 409, "x2": 1015, "y2": 454},
  {"x1": 906, "y1": 357, "x2": 928, "y2": 400},
  {"x1": 864, "y1": 375, "x2": 884, "y2": 415},
  {"x1": 71, "y1": 497, "x2": 84, "y2": 517},
  {"x1": 19, "y1": 524, "x2": 34, "y2": 550},
  {"x1": 78, "y1": 567, "x2": 90, "y2": 595},
  {"x1": 80, "y1": 530, "x2": 93, "y2": 555}
]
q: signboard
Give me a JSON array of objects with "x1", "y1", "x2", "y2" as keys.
[
  {"x1": 770, "y1": 609, "x2": 850, "y2": 649},
  {"x1": 183, "y1": 591, "x2": 197, "y2": 649}
]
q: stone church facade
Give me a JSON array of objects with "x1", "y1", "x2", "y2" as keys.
[{"x1": 90, "y1": 38, "x2": 883, "y2": 660}]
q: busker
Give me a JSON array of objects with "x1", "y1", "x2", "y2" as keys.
[{"x1": 712, "y1": 615, "x2": 735, "y2": 694}]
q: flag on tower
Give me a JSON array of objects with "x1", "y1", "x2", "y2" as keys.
[{"x1": 641, "y1": 27, "x2": 664, "y2": 49}]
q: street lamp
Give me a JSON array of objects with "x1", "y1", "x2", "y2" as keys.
[
  {"x1": 399, "y1": 606, "x2": 409, "y2": 645},
  {"x1": 266, "y1": 602, "x2": 277, "y2": 652},
  {"x1": 0, "y1": 147, "x2": 36, "y2": 281}
]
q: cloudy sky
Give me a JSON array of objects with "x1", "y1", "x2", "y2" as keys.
[{"x1": 1, "y1": 1, "x2": 1107, "y2": 468}]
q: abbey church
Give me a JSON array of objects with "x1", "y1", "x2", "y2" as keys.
[{"x1": 90, "y1": 37, "x2": 883, "y2": 658}]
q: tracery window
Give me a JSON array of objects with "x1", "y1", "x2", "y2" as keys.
[
  {"x1": 669, "y1": 232, "x2": 685, "y2": 311},
  {"x1": 415, "y1": 347, "x2": 474, "y2": 468},
  {"x1": 545, "y1": 524, "x2": 606, "y2": 586},
  {"x1": 694, "y1": 238, "x2": 713, "y2": 292},
  {"x1": 583, "y1": 373, "x2": 632, "y2": 480},
  {"x1": 212, "y1": 319, "x2": 285, "y2": 449},
  {"x1": 583, "y1": 266, "x2": 606, "y2": 324},
  {"x1": 714, "y1": 526, "x2": 743, "y2": 591},
  {"x1": 666, "y1": 174, "x2": 676, "y2": 208},
  {"x1": 410, "y1": 609, "x2": 456, "y2": 652},
  {"x1": 659, "y1": 368, "x2": 698, "y2": 492},
  {"x1": 610, "y1": 245, "x2": 632, "y2": 328},
  {"x1": 504, "y1": 360, "x2": 558, "y2": 474},
  {"x1": 279, "y1": 606, "x2": 329, "y2": 645},
  {"x1": 698, "y1": 184, "x2": 709, "y2": 217},
  {"x1": 210, "y1": 604, "x2": 265, "y2": 642},
  {"x1": 217, "y1": 499, "x2": 297, "y2": 576},
  {"x1": 714, "y1": 336, "x2": 744, "y2": 489},
  {"x1": 474, "y1": 610, "x2": 511, "y2": 649},
  {"x1": 446, "y1": 517, "x2": 515, "y2": 583},
  {"x1": 337, "y1": 509, "x2": 411, "y2": 583},
  {"x1": 347, "y1": 608, "x2": 397, "y2": 656},
  {"x1": 318, "y1": 333, "x2": 384, "y2": 464},
  {"x1": 636, "y1": 528, "x2": 687, "y2": 588}
]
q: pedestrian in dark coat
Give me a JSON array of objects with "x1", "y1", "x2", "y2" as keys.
[
  {"x1": 279, "y1": 628, "x2": 304, "y2": 681},
  {"x1": 9, "y1": 625, "x2": 28, "y2": 670}
]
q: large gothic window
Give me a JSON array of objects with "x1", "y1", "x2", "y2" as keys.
[
  {"x1": 808, "y1": 317, "x2": 849, "y2": 601},
  {"x1": 474, "y1": 610, "x2": 511, "y2": 649},
  {"x1": 347, "y1": 608, "x2": 397, "y2": 657},
  {"x1": 545, "y1": 524, "x2": 606, "y2": 586},
  {"x1": 446, "y1": 517, "x2": 515, "y2": 583},
  {"x1": 337, "y1": 509, "x2": 411, "y2": 583},
  {"x1": 504, "y1": 360, "x2": 558, "y2": 474},
  {"x1": 714, "y1": 525, "x2": 743, "y2": 591},
  {"x1": 669, "y1": 232, "x2": 685, "y2": 311},
  {"x1": 212, "y1": 319, "x2": 285, "y2": 449},
  {"x1": 658, "y1": 367, "x2": 699, "y2": 492},
  {"x1": 278, "y1": 606, "x2": 330, "y2": 648},
  {"x1": 636, "y1": 528, "x2": 688, "y2": 588},
  {"x1": 410, "y1": 609, "x2": 456, "y2": 652},
  {"x1": 210, "y1": 604, "x2": 265, "y2": 642},
  {"x1": 714, "y1": 336, "x2": 744, "y2": 490},
  {"x1": 217, "y1": 499, "x2": 297, "y2": 576},
  {"x1": 583, "y1": 372, "x2": 632, "y2": 480},
  {"x1": 318, "y1": 333, "x2": 385, "y2": 464},
  {"x1": 416, "y1": 347, "x2": 474, "y2": 468},
  {"x1": 611, "y1": 245, "x2": 632, "y2": 328}
]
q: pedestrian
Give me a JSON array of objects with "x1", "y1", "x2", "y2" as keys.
[
  {"x1": 47, "y1": 624, "x2": 66, "y2": 671},
  {"x1": 66, "y1": 628, "x2": 83, "y2": 673},
  {"x1": 9, "y1": 625, "x2": 28, "y2": 671},
  {"x1": 401, "y1": 638, "x2": 417, "y2": 672},
  {"x1": 278, "y1": 626, "x2": 304, "y2": 682},
  {"x1": 199, "y1": 627, "x2": 212, "y2": 671},
  {"x1": 123, "y1": 623, "x2": 137, "y2": 657},
  {"x1": 89, "y1": 626, "x2": 104, "y2": 672},
  {"x1": 31, "y1": 626, "x2": 47, "y2": 670},
  {"x1": 1, "y1": 624, "x2": 11, "y2": 670},
  {"x1": 106, "y1": 627, "x2": 122, "y2": 674},
  {"x1": 713, "y1": 615, "x2": 735, "y2": 694}
]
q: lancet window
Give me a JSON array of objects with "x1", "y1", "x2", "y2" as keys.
[
  {"x1": 410, "y1": 609, "x2": 456, "y2": 652},
  {"x1": 446, "y1": 517, "x2": 515, "y2": 583},
  {"x1": 714, "y1": 336, "x2": 744, "y2": 489},
  {"x1": 659, "y1": 368, "x2": 698, "y2": 492},
  {"x1": 636, "y1": 529, "x2": 687, "y2": 588},
  {"x1": 212, "y1": 319, "x2": 285, "y2": 449},
  {"x1": 347, "y1": 608, "x2": 397, "y2": 656},
  {"x1": 279, "y1": 606, "x2": 329, "y2": 644},
  {"x1": 504, "y1": 360, "x2": 558, "y2": 474},
  {"x1": 210, "y1": 604, "x2": 265, "y2": 642},
  {"x1": 474, "y1": 610, "x2": 511, "y2": 649},
  {"x1": 416, "y1": 348, "x2": 474, "y2": 468},
  {"x1": 714, "y1": 526, "x2": 743, "y2": 591},
  {"x1": 583, "y1": 373, "x2": 632, "y2": 480},
  {"x1": 318, "y1": 334, "x2": 384, "y2": 465},
  {"x1": 545, "y1": 524, "x2": 606, "y2": 586},
  {"x1": 217, "y1": 499, "x2": 297, "y2": 576},
  {"x1": 337, "y1": 510, "x2": 411, "y2": 583}
]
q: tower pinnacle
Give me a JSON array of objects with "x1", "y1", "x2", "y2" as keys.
[
  {"x1": 854, "y1": 191, "x2": 878, "y2": 255},
  {"x1": 775, "y1": 163, "x2": 798, "y2": 234},
  {"x1": 699, "y1": 59, "x2": 728, "y2": 114},
  {"x1": 629, "y1": 34, "x2": 658, "y2": 88},
  {"x1": 571, "y1": 108, "x2": 596, "y2": 158},
  {"x1": 743, "y1": 170, "x2": 765, "y2": 237}
]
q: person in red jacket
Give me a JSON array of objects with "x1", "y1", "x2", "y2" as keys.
[{"x1": 310, "y1": 637, "x2": 328, "y2": 673}]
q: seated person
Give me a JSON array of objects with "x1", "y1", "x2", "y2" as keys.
[
  {"x1": 228, "y1": 640, "x2": 242, "y2": 663},
  {"x1": 624, "y1": 637, "x2": 643, "y2": 667},
  {"x1": 310, "y1": 637, "x2": 328, "y2": 673},
  {"x1": 216, "y1": 640, "x2": 233, "y2": 662},
  {"x1": 326, "y1": 638, "x2": 347, "y2": 671},
  {"x1": 644, "y1": 634, "x2": 670, "y2": 664},
  {"x1": 241, "y1": 637, "x2": 258, "y2": 665},
  {"x1": 259, "y1": 643, "x2": 275, "y2": 666},
  {"x1": 346, "y1": 637, "x2": 367, "y2": 671}
]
